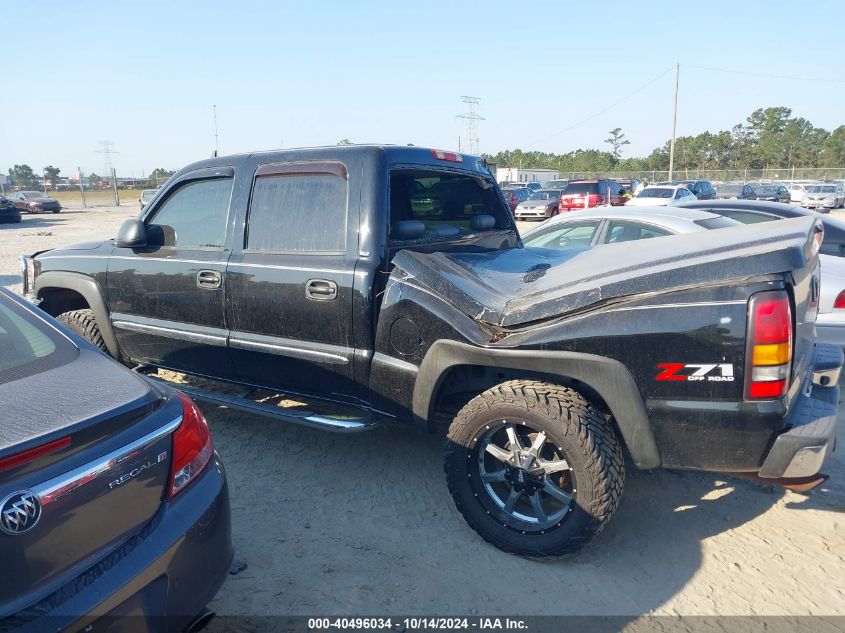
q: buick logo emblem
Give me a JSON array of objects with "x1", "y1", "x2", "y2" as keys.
[{"x1": 0, "y1": 491, "x2": 42, "y2": 535}]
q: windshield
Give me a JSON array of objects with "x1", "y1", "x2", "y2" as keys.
[
  {"x1": 636, "y1": 188, "x2": 674, "y2": 199},
  {"x1": 808, "y1": 185, "x2": 836, "y2": 194},
  {"x1": 757, "y1": 186, "x2": 779, "y2": 195},
  {"x1": 20, "y1": 191, "x2": 42, "y2": 198},
  {"x1": 528, "y1": 191, "x2": 557, "y2": 201},
  {"x1": 564, "y1": 182, "x2": 599, "y2": 194},
  {"x1": 718, "y1": 184, "x2": 743, "y2": 195},
  {"x1": 390, "y1": 169, "x2": 513, "y2": 244}
]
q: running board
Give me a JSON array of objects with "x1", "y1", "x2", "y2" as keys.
[{"x1": 139, "y1": 371, "x2": 376, "y2": 433}]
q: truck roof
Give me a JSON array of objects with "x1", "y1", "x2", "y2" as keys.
[{"x1": 177, "y1": 145, "x2": 490, "y2": 177}]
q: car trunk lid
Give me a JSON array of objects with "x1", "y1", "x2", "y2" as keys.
[{"x1": 0, "y1": 349, "x2": 176, "y2": 616}]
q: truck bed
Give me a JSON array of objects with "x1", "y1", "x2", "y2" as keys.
[{"x1": 391, "y1": 216, "x2": 820, "y2": 327}]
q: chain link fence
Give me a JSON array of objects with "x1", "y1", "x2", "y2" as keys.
[
  {"x1": 568, "y1": 167, "x2": 845, "y2": 183},
  {"x1": 557, "y1": 167, "x2": 845, "y2": 183}
]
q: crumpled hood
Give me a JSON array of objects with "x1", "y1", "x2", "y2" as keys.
[{"x1": 391, "y1": 216, "x2": 820, "y2": 327}]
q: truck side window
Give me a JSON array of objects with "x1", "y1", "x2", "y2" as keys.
[
  {"x1": 247, "y1": 173, "x2": 347, "y2": 253},
  {"x1": 146, "y1": 178, "x2": 233, "y2": 249}
]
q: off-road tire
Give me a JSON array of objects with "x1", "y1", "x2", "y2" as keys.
[
  {"x1": 444, "y1": 379, "x2": 624, "y2": 557},
  {"x1": 57, "y1": 309, "x2": 108, "y2": 353}
]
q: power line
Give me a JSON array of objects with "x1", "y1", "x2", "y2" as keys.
[
  {"x1": 526, "y1": 66, "x2": 675, "y2": 148},
  {"x1": 681, "y1": 64, "x2": 845, "y2": 84}
]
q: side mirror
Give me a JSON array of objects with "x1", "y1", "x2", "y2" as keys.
[{"x1": 116, "y1": 218, "x2": 147, "y2": 248}]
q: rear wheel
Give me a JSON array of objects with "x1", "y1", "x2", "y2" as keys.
[
  {"x1": 57, "y1": 309, "x2": 108, "y2": 353},
  {"x1": 444, "y1": 380, "x2": 624, "y2": 557}
]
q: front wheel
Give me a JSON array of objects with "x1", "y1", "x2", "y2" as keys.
[
  {"x1": 444, "y1": 380, "x2": 624, "y2": 557},
  {"x1": 57, "y1": 309, "x2": 108, "y2": 353}
]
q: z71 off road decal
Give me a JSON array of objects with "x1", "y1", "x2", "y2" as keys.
[{"x1": 656, "y1": 363, "x2": 735, "y2": 382}]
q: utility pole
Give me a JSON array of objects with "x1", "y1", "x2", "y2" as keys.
[
  {"x1": 111, "y1": 167, "x2": 120, "y2": 206},
  {"x1": 77, "y1": 167, "x2": 87, "y2": 208},
  {"x1": 213, "y1": 105, "x2": 219, "y2": 155},
  {"x1": 43, "y1": 167, "x2": 48, "y2": 196},
  {"x1": 668, "y1": 63, "x2": 679, "y2": 181}
]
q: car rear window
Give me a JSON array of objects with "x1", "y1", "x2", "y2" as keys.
[
  {"x1": 694, "y1": 217, "x2": 742, "y2": 230},
  {"x1": 564, "y1": 182, "x2": 599, "y2": 194},
  {"x1": 637, "y1": 188, "x2": 674, "y2": 199},
  {"x1": 0, "y1": 296, "x2": 77, "y2": 383}
]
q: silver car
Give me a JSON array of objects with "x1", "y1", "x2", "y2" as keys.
[
  {"x1": 801, "y1": 184, "x2": 845, "y2": 212},
  {"x1": 514, "y1": 189, "x2": 563, "y2": 221},
  {"x1": 139, "y1": 188, "x2": 159, "y2": 209}
]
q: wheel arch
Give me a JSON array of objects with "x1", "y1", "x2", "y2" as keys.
[
  {"x1": 34, "y1": 271, "x2": 120, "y2": 358},
  {"x1": 414, "y1": 340, "x2": 661, "y2": 469}
]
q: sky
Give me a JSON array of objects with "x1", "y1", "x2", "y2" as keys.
[{"x1": 3, "y1": 0, "x2": 845, "y2": 178}]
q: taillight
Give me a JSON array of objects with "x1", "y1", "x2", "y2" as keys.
[
  {"x1": 431, "y1": 149, "x2": 463, "y2": 162},
  {"x1": 834, "y1": 290, "x2": 845, "y2": 309},
  {"x1": 746, "y1": 291, "x2": 792, "y2": 400},
  {"x1": 167, "y1": 392, "x2": 214, "y2": 499}
]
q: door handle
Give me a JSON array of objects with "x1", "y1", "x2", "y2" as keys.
[
  {"x1": 306, "y1": 279, "x2": 338, "y2": 301},
  {"x1": 196, "y1": 270, "x2": 222, "y2": 289}
]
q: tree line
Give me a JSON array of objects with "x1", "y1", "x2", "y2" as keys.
[
  {"x1": 4, "y1": 165, "x2": 176, "y2": 190},
  {"x1": 484, "y1": 107, "x2": 845, "y2": 173}
]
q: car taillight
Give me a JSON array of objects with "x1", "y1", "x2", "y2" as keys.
[
  {"x1": 167, "y1": 392, "x2": 214, "y2": 499},
  {"x1": 746, "y1": 291, "x2": 792, "y2": 400},
  {"x1": 834, "y1": 290, "x2": 845, "y2": 309}
]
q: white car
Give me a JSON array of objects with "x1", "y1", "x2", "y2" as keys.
[
  {"x1": 786, "y1": 183, "x2": 811, "y2": 203},
  {"x1": 625, "y1": 185, "x2": 697, "y2": 207},
  {"x1": 522, "y1": 206, "x2": 845, "y2": 349}
]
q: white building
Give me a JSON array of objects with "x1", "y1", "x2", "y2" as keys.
[{"x1": 496, "y1": 167, "x2": 559, "y2": 185}]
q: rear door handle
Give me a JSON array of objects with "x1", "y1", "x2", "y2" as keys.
[
  {"x1": 306, "y1": 279, "x2": 338, "y2": 301},
  {"x1": 196, "y1": 270, "x2": 222, "y2": 289}
]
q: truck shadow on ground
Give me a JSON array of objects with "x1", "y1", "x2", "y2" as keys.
[{"x1": 204, "y1": 403, "x2": 843, "y2": 618}]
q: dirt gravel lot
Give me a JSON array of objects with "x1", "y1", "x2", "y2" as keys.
[{"x1": 1, "y1": 201, "x2": 844, "y2": 618}]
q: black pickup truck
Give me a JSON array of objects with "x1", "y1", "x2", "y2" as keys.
[{"x1": 22, "y1": 145, "x2": 841, "y2": 557}]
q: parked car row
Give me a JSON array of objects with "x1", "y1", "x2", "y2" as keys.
[
  {"x1": 6, "y1": 191, "x2": 62, "y2": 214},
  {"x1": 711, "y1": 180, "x2": 845, "y2": 212}
]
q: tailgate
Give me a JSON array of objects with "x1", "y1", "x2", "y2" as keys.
[{"x1": 0, "y1": 352, "x2": 178, "y2": 615}]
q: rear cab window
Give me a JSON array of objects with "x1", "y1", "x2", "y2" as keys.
[{"x1": 389, "y1": 169, "x2": 514, "y2": 246}]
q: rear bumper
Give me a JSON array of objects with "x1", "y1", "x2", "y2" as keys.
[
  {"x1": 10, "y1": 453, "x2": 232, "y2": 632},
  {"x1": 758, "y1": 344, "x2": 842, "y2": 478}
]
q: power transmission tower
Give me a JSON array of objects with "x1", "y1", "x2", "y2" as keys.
[
  {"x1": 457, "y1": 96, "x2": 484, "y2": 155},
  {"x1": 96, "y1": 141, "x2": 118, "y2": 179}
]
